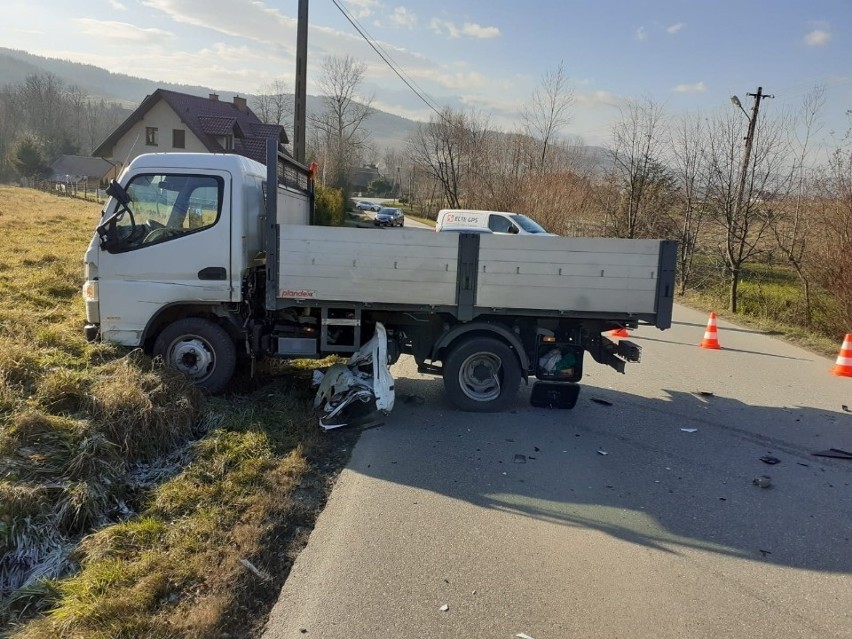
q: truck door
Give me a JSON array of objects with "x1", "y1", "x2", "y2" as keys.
[{"x1": 96, "y1": 170, "x2": 232, "y2": 345}]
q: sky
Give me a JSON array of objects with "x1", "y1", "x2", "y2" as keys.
[{"x1": 2, "y1": 0, "x2": 851, "y2": 150}]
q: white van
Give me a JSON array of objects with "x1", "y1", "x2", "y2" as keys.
[{"x1": 435, "y1": 209, "x2": 554, "y2": 235}]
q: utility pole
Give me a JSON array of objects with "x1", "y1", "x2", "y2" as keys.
[
  {"x1": 733, "y1": 87, "x2": 773, "y2": 226},
  {"x1": 729, "y1": 86, "x2": 773, "y2": 312},
  {"x1": 293, "y1": 0, "x2": 308, "y2": 163}
]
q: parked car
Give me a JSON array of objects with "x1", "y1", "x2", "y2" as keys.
[
  {"x1": 374, "y1": 207, "x2": 405, "y2": 227},
  {"x1": 356, "y1": 201, "x2": 381, "y2": 212}
]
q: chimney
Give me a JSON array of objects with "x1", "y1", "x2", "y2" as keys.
[
  {"x1": 233, "y1": 95, "x2": 247, "y2": 111},
  {"x1": 209, "y1": 93, "x2": 219, "y2": 101}
]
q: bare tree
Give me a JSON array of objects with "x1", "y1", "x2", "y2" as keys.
[
  {"x1": 669, "y1": 111, "x2": 710, "y2": 293},
  {"x1": 810, "y1": 123, "x2": 852, "y2": 332},
  {"x1": 704, "y1": 107, "x2": 788, "y2": 312},
  {"x1": 309, "y1": 55, "x2": 374, "y2": 190},
  {"x1": 769, "y1": 87, "x2": 825, "y2": 325},
  {"x1": 606, "y1": 97, "x2": 668, "y2": 238},
  {"x1": 407, "y1": 107, "x2": 489, "y2": 209},
  {"x1": 0, "y1": 87, "x2": 19, "y2": 178},
  {"x1": 252, "y1": 78, "x2": 292, "y2": 126},
  {"x1": 521, "y1": 61, "x2": 574, "y2": 169},
  {"x1": 18, "y1": 73, "x2": 75, "y2": 157}
]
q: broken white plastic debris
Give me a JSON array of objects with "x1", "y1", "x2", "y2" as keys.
[
  {"x1": 681, "y1": 428, "x2": 698, "y2": 433},
  {"x1": 314, "y1": 322, "x2": 395, "y2": 431},
  {"x1": 439, "y1": 604, "x2": 449, "y2": 612},
  {"x1": 515, "y1": 633, "x2": 536, "y2": 639},
  {"x1": 597, "y1": 450, "x2": 608, "y2": 456}
]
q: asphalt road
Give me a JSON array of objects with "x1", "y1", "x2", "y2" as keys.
[{"x1": 263, "y1": 304, "x2": 852, "y2": 639}]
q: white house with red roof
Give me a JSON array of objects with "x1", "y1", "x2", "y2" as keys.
[{"x1": 94, "y1": 89, "x2": 288, "y2": 171}]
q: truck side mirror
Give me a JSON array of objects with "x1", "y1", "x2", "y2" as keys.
[{"x1": 106, "y1": 180, "x2": 130, "y2": 206}]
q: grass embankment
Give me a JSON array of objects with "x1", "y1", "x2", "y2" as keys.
[
  {"x1": 680, "y1": 256, "x2": 845, "y2": 358},
  {"x1": 0, "y1": 187, "x2": 339, "y2": 638}
]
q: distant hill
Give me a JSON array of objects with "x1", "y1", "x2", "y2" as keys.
[
  {"x1": 0, "y1": 48, "x2": 609, "y2": 169},
  {"x1": 0, "y1": 48, "x2": 418, "y2": 153}
]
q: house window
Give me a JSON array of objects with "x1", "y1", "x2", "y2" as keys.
[
  {"x1": 172, "y1": 129, "x2": 185, "y2": 149},
  {"x1": 223, "y1": 134, "x2": 233, "y2": 151},
  {"x1": 145, "y1": 127, "x2": 158, "y2": 146}
]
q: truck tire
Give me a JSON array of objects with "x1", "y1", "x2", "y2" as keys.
[
  {"x1": 153, "y1": 318, "x2": 237, "y2": 394},
  {"x1": 443, "y1": 336, "x2": 521, "y2": 412}
]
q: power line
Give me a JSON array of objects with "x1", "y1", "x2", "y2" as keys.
[{"x1": 330, "y1": 0, "x2": 446, "y2": 121}]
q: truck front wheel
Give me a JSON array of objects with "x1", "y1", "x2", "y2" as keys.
[
  {"x1": 443, "y1": 337, "x2": 521, "y2": 412},
  {"x1": 153, "y1": 318, "x2": 237, "y2": 394}
]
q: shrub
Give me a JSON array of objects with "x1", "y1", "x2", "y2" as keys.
[{"x1": 313, "y1": 185, "x2": 345, "y2": 226}]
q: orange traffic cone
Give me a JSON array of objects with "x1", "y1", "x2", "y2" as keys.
[
  {"x1": 699, "y1": 312, "x2": 722, "y2": 349},
  {"x1": 610, "y1": 327, "x2": 630, "y2": 338},
  {"x1": 831, "y1": 334, "x2": 852, "y2": 377}
]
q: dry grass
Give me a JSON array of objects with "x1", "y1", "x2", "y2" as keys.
[{"x1": 0, "y1": 187, "x2": 336, "y2": 638}]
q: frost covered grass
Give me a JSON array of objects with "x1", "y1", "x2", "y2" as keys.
[{"x1": 0, "y1": 188, "x2": 333, "y2": 638}]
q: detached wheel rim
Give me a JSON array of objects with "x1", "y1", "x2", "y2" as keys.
[
  {"x1": 458, "y1": 352, "x2": 502, "y2": 402},
  {"x1": 168, "y1": 336, "x2": 215, "y2": 382}
]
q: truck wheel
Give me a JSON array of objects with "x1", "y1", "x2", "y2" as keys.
[
  {"x1": 153, "y1": 318, "x2": 236, "y2": 394},
  {"x1": 443, "y1": 337, "x2": 521, "y2": 412}
]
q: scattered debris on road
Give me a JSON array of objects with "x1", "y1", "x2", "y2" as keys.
[
  {"x1": 760, "y1": 455, "x2": 781, "y2": 465},
  {"x1": 401, "y1": 393, "x2": 425, "y2": 405},
  {"x1": 812, "y1": 448, "x2": 852, "y2": 460},
  {"x1": 439, "y1": 604, "x2": 449, "y2": 612},
  {"x1": 590, "y1": 397, "x2": 613, "y2": 406},
  {"x1": 515, "y1": 633, "x2": 537, "y2": 639},
  {"x1": 513, "y1": 454, "x2": 527, "y2": 464},
  {"x1": 759, "y1": 549, "x2": 772, "y2": 558},
  {"x1": 753, "y1": 475, "x2": 772, "y2": 488},
  {"x1": 239, "y1": 558, "x2": 271, "y2": 582},
  {"x1": 694, "y1": 391, "x2": 715, "y2": 397},
  {"x1": 680, "y1": 428, "x2": 698, "y2": 433},
  {"x1": 597, "y1": 449, "x2": 609, "y2": 456},
  {"x1": 842, "y1": 404, "x2": 850, "y2": 413}
]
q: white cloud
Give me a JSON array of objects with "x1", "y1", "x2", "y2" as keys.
[
  {"x1": 430, "y1": 18, "x2": 500, "y2": 39},
  {"x1": 635, "y1": 26, "x2": 647, "y2": 41},
  {"x1": 346, "y1": 0, "x2": 380, "y2": 19},
  {"x1": 804, "y1": 29, "x2": 831, "y2": 46},
  {"x1": 75, "y1": 19, "x2": 174, "y2": 44},
  {"x1": 142, "y1": 0, "x2": 295, "y2": 42},
  {"x1": 108, "y1": 0, "x2": 128, "y2": 9},
  {"x1": 672, "y1": 81, "x2": 706, "y2": 93},
  {"x1": 461, "y1": 23, "x2": 500, "y2": 39},
  {"x1": 390, "y1": 7, "x2": 416, "y2": 28},
  {"x1": 666, "y1": 22, "x2": 685, "y2": 34},
  {"x1": 575, "y1": 90, "x2": 620, "y2": 108}
]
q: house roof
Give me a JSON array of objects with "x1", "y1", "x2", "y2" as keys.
[
  {"x1": 93, "y1": 89, "x2": 289, "y2": 165},
  {"x1": 48, "y1": 155, "x2": 114, "y2": 181}
]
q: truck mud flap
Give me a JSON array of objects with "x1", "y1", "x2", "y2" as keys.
[{"x1": 530, "y1": 381, "x2": 580, "y2": 409}]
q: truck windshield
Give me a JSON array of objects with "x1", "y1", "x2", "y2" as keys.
[{"x1": 510, "y1": 214, "x2": 548, "y2": 234}]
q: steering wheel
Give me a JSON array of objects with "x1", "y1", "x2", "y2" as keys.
[
  {"x1": 145, "y1": 219, "x2": 165, "y2": 230},
  {"x1": 144, "y1": 227, "x2": 180, "y2": 243}
]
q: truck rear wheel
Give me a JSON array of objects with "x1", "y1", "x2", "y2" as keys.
[
  {"x1": 443, "y1": 337, "x2": 521, "y2": 412},
  {"x1": 153, "y1": 318, "x2": 236, "y2": 394}
]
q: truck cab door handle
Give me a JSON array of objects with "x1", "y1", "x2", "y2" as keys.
[{"x1": 197, "y1": 267, "x2": 227, "y2": 280}]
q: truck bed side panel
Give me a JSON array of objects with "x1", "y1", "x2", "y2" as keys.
[
  {"x1": 476, "y1": 235, "x2": 663, "y2": 314},
  {"x1": 278, "y1": 227, "x2": 459, "y2": 305}
]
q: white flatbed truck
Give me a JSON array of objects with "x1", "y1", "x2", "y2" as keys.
[{"x1": 84, "y1": 141, "x2": 675, "y2": 411}]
